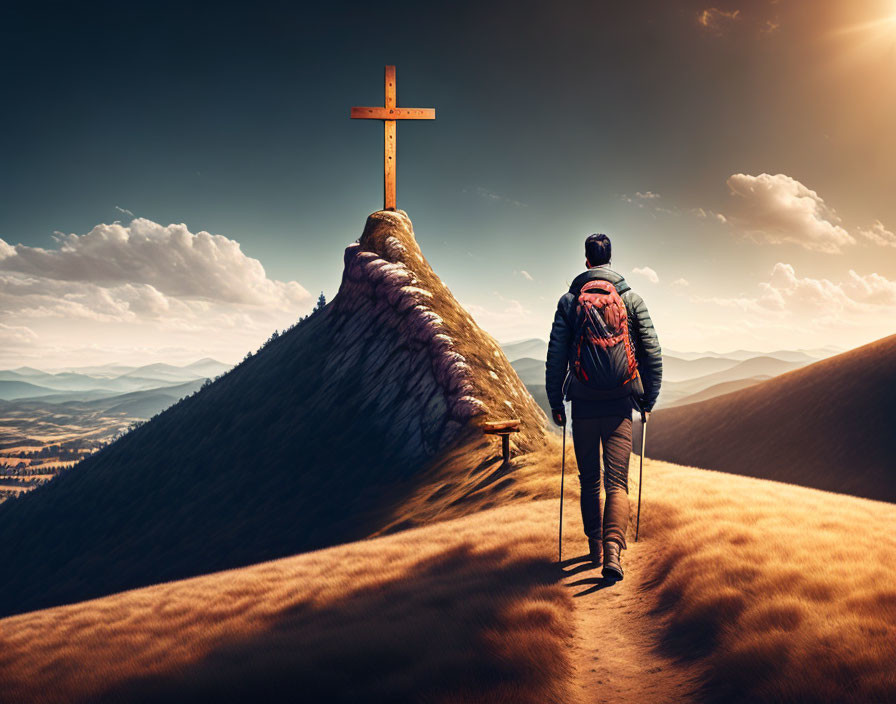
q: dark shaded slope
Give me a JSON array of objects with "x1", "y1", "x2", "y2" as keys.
[
  {"x1": 648, "y1": 335, "x2": 896, "y2": 502},
  {"x1": 0, "y1": 210, "x2": 548, "y2": 618}
]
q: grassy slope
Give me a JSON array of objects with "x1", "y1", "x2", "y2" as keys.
[
  {"x1": 648, "y1": 335, "x2": 896, "y2": 502},
  {"x1": 3, "y1": 440, "x2": 894, "y2": 704}
]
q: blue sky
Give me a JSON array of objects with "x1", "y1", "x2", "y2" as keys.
[{"x1": 2, "y1": 0, "x2": 895, "y2": 366}]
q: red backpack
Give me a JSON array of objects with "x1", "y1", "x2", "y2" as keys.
[{"x1": 571, "y1": 280, "x2": 639, "y2": 392}]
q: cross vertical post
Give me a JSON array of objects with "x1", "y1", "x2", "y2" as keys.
[
  {"x1": 384, "y1": 66, "x2": 396, "y2": 210},
  {"x1": 351, "y1": 65, "x2": 435, "y2": 211}
]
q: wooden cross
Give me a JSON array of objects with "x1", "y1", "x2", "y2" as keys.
[{"x1": 351, "y1": 66, "x2": 435, "y2": 211}]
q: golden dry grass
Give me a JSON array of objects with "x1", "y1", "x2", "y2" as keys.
[
  {"x1": 633, "y1": 456, "x2": 896, "y2": 703},
  {"x1": 2, "y1": 438, "x2": 894, "y2": 703},
  {"x1": 0, "y1": 503, "x2": 574, "y2": 704}
]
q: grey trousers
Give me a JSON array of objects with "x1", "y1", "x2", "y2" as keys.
[{"x1": 571, "y1": 415, "x2": 632, "y2": 549}]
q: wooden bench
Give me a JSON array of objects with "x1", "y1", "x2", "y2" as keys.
[{"x1": 482, "y1": 419, "x2": 521, "y2": 464}]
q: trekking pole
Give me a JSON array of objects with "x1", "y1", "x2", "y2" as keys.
[
  {"x1": 558, "y1": 421, "x2": 566, "y2": 562},
  {"x1": 635, "y1": 411, "x2": 648, "y2": 542}
]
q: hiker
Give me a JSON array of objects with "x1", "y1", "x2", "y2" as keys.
[{"x1": 545, "y1": 233, "x2": 662, "y2": 580}]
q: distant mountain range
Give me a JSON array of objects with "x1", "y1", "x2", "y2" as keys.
[
  {"x1": 502, "y1": 339, "x2": 846, "y2": 415},
  {"x1": 0, "y1": 359, "x2": 232, "y2": 401},
  {"x1": 0, "y1": 379, "x2": 210, "y2": 447},
  {"x1": 502, "y1": 340, "x2": 841, "y2": 367},
  {"x1": 658, "y1": 356, "x2": 807, "y2": 407},
  {"x1": 500, "y1": 338, "x2": 549, "y2": 363},
  {"x1": 0, "y1": 360, "x2": 235, "y2": 499},
  {"x1": 663, "y1": 346, "x2": 842, "y2": 363}
]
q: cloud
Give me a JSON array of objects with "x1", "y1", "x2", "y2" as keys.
[
  {"x1": 858, "y1": 220, "x2": 896, "y2": 248},
  {"x1": 723, "y1": 173, "x2": 855, "y2": 254},
  {"x1": 462, "y1": 294, "x2": 534, "y2": 341},
  {"x1": 632, "y1": 266, "x2": 659, "y2": 284},
  {"x1": 761, "y1": 19, "x2": 781, "y2": 35},
  {"x1": 671, "y1": 278, "x2": 690, "y2": 288},
  {"x1": 465, "y1": 186, "x2": 527, "y2": 208},
  {"x1": 0, "y1": 239, "x2": 14, "y2": 260},
  {"x1": 622, "y1": 191, "x2": 681, "y2": 218},
  {"x1": 622, "y1": 191, "x2": 662, "y2": 209},
  {"x1": 698, "y1": 262, "x2": 896, "y2": 314},
  {"x1": 697, "y1": 8, "x2": 741, "y2": 33},
  {"x1": 518, "y1": 270, "x2": 534, "y2": 281},
  {"x1": 841, "y1": 269, "x2": 896, "y2": 306},
  {"x1": 0, "y1": 322, "x2": 38, "y2": 344},
  {"x1": 0, "y1": 218, "x2": 309, "y2": 306},
  {"x1": 114, "y1": 205, "x2": 134, "y2": 217},
  {"x1": 0, "y1": 218, "x2": 313, "y2": 367},
  {"x1": 693, "y1": 207, "x2": 727, "y2": 223}
]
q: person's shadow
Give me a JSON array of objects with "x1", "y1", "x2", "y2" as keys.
[{"x1": 558, "y1": 554, "x2": 621, "y2": 597}]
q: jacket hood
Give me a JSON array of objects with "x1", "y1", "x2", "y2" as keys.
[{"x1": 568, "y1": 267, "x2": 631, "y2": 295}]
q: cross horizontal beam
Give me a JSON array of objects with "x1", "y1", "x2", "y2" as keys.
[
  {"x1": 350, "y1": 107, "x2": 436, "y2": 120},
  {"x1": 350, "y1": 65, "x2": 435, "y2": 210}
]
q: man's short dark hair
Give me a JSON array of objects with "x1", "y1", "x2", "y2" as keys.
[{"x1": 585, "y1": 233, "x2": 611, "y2": 266}]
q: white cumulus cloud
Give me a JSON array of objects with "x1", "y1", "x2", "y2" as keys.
[
  {"x1": 699, "y1": 262, "x2": 896, "y2": 314},
  {"x1": 724, "y1": 173, "x2": 855, "y2": 254},
  {"x1": 0, "y1": 218, "x2": 308, "y2": 307},
  {"x1": 858, "y1": 220, "x2": 896, "y2": 248},
  {"x1": 0, "y1": 218, "x2": 314, "y2": 366},
  {"x1": 632, "y1": 266, "x2": 659, "y2": 284}
]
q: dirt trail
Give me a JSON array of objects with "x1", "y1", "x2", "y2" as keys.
[
  {"x1": 555, "y1": 454, "x2": 701, "y2": 703},
  {"x1": 559, "y1": 542, "x2": 700, "y2": 703}
]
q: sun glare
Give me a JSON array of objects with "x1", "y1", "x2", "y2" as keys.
[
  {"x1": 829, "y1": 6, "x2": 896, "y2": 71},
  {"x1": 835, "y1": 10, "x2": 896, "y2": 36}
]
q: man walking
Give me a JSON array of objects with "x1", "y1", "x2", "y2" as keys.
[{"x1": 546, "y1": 233, "x2": 662, "y2": 580}]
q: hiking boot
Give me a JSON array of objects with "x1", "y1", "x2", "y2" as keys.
[
  {"x1": 602, "y1": 540, "x2": 624, "y2": 580},
  {"x1": 588, "y1": 538, "x2": 602, "y2": 565}
]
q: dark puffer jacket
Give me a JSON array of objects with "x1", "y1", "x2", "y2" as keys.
[{"x1": 545, "y1": 267, "x2": 663, "y2": 412}]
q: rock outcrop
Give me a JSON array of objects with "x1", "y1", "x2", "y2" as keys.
[
  {"x1": 330, "y1": 210, "x2": 545, "y2": 464},
  {"x1": 0, "y1": 210, "x2": 548, "y2": 618}
]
